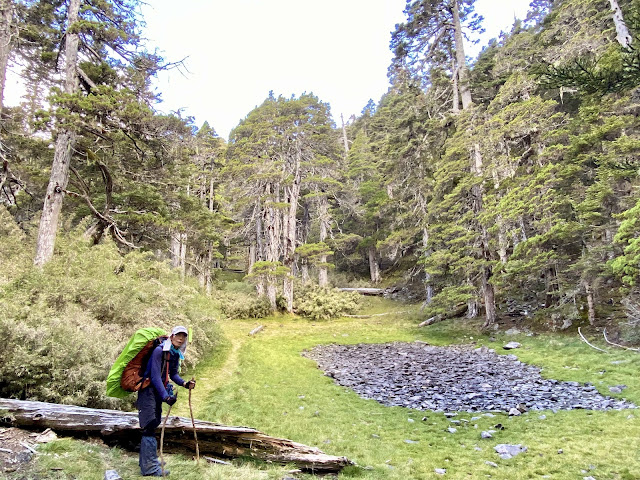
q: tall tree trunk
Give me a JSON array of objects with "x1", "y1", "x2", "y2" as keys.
[
  {"x1": 34, "y1": 0, "x2": 80, "y2": 266},
  {"x1": 264, "y1": 184, "x2": 279, "y2": 310},
  {"x1": 451, "y1": 59, "x2": 459, "y2": 113},
  {"x1": 368, "y1": 245, "x2": 381, "y2": 284},
  {"x1": 422, "y1": 227, "x2": 433, "y2": 304},
  {"x1": 283, "y1": 149, "x2": 301, "y2": 313},
  {"x1": 340, "y1": 114, "x2": 349, "y2": 155},
  {"x1": 170, "y1": 231, "x2": 181, "y2": 268},
  {"x1": 318, "y1": 196, "x2": 329, "y2": 287},
  {"x1": 452, "y1": 0, "x2": 472, "y2": 109},
  {"x1": 609, "y1": 0, "x2": 632, "y2": 48},
  {"x1": 497, "y1": 215, "x2": 509, "y2": 264},
  {"x1": 471, "y1": 143, "x2": 497, "y2": 326},
  {"x1": 0, "y1": 0, "x2": 14, "y2": 114},
  {"x1": 584, "y1": 280, "x2": 596, "y2": 325},
  {"x1": 206, "y1": 246, "x2": 212, "y2": 295},
  {"x1": 179, "y1": 232, "x2": 187, "y2": 279}
]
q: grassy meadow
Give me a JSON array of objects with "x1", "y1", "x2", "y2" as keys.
[{"x1": 6, "y1": 298, "x2": 640, "y2": 480}]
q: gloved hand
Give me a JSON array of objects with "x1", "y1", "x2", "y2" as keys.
[
  {"x1": 184, "y1": 379, "x2": 196, "y2": 390},
  {"x1": 164, "y1": 395, "x2": 177, "y2": 406}
]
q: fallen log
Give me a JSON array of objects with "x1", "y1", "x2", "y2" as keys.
[
  {"x1": 0, "y1": 399, "x2": 352, "y2": 473},
  {"x1": 337, "y1": 287, "x2": 385, "y2": 296}
]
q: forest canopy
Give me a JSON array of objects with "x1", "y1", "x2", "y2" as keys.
[{"x1": 2, "y1": 0, "x2": 640, "y2": 343}]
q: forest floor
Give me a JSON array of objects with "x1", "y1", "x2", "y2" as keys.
[{"x1": 3, "y1": 297, "x2": 640, "y2": 480}]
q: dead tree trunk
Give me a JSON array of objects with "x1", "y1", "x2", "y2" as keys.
[
  {"x1": 368, "y1": 245, "x2": 381, "y2": 284},
  {"x1": 0, "y1": 399, "x2": 352, "y2": 473},
  {"x1": 0, "y1": 0, "x2": 14, "y2": 114},
  {"x1": 34, "y1": 0, "x2": 80, "y2": 266},
  {"x1": 453, "y1": 0, "x2": 472, "y2": 109},
  {"x1": 318, "y1": 195, "x2": 330, "y2": 287}
]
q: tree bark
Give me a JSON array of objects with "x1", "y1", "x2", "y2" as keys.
[
  {"x1": 609, "y1": 0, "x2": 632, "y2": 48},
  {"x1": 585, "y1": 280, "x2": 596, "y2": 325},
  {"x1": 368, "y1": 245, "x2": 381, "y2": 284},
  {"x1": 0, "y1": 0, "x2": 14, "y2": 114},
  {"x1": 452, "y1": 0, "x2": 472, "y2": 109},
  {"x1": 318, "y1": 196, "x2": 330, "y2": 287},
  {"x1": 282, "y1": 147, "x2": 301, "y2": 312},
  {"x1": 0, "y1": 399, "x2": 352, "y2": 473},
  {"x1": 34, "y1": 0, "x2": 80, "y2": 266},
  {"x1": 264, "y1": 184, "x2": 279, "y2": 309},
  {"x1": 422, "y1": 227, "x2": 433, "y2": 304},
  {"x1": 340, "y1": 114, "x2": 349, "y2": 155}
]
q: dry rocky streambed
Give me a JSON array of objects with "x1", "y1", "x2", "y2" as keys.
[{"x1": 303, "y1": 342, "x2": 635, "y2": 413}]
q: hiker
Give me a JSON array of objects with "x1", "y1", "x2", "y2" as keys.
[{"x1": 137, "y1": 325, "x2": 196, "y2": 476}]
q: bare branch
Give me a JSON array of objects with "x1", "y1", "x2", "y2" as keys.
[
  {"x1": 603, "y1": 328, "x2": 640, "y2": 352},
  {"x1": 577, "y1": 327, "x2": 610, "y2": 353}
]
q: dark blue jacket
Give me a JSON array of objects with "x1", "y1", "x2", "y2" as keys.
[{"x1": 144, "y1": 342, "x2": 186, "y2": 400}]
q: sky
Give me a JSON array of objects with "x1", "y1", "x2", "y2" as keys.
[{"x1": 5, "y1": 0, "x2": 533, "y2": 140}]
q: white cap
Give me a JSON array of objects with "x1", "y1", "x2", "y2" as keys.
[{"x1": 171, "y1": 325, "x2": 188, "y2": 336}]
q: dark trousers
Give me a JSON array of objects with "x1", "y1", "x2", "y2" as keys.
[{"x1": 137, "y1": 386, "x2": 162, "y2": 436}]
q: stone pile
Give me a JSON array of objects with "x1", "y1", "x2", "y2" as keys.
[{"x1": 302, "y1": 342, "x2": 635, "y2": 412}]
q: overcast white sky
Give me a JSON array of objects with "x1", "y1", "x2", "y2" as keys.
[{"x1": 5, "y1": 0, "x2": 532, "y2": 140}]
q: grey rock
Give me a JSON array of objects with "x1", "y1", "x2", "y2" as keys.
[
  {"x1": 404, "y1": 439, "x2": 419, "y2": 444},
  {"x1": 505, "y1": 328, "x2": 522, "y2": 336},
  {"x1": 503, "y1": 342, "x2": 522, "y2": 350},
  {"x1": 485, "y1": 461, "x2": 498, "y2": 468},
  {"x1": 302, "y1": 342, "x2": 636, "y2": 413},
  {"x1": 447, "y1": 427, "x2": 457, "y2": 433},
  {"x1": 435, "y1": 468, "x2": 446, "y2": 475},
  {"x1": 494, "y1": 444, "x2": 527, "y2": 459},
  {"x1": 105, "y1": 471, "x2": 122, "y2": 480},
  {"x1": 481, "y1": 431, "x2": 493, "y2": 439},
  {"x1": 508, "y1": 408, "x2": 521, "y2": 416}
]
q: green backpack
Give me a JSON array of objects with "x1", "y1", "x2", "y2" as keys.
[{"x1": 106, "y1": 327, "x2": 167, "y2": 399}]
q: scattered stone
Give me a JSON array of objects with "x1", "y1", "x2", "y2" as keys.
[
  {"x1": 494, "y1": 444, "x2": 527, "y2": 460},
  {"x1": 371, "y1": 434, "x2": 380, "y2": 438},
  {"x1": 450, "y1": 420, "x2": 461, "y2": 425},
  {"x1": 485, "y1": 461, "x2": 498, "y2": 468},
  {"x1": 539, "y1": 415, "x2": 547, "y2": 420},
  {"x1": 505, "y1": 328, "x2": 522, "y2": 336},
  {"x1": 104, "y1": 471, "x2": 122, "y2": 480},
  {"x1": 557, "y1": 449, "x2": 563, "y2": 454},
  {"x1": 447, "y1": 427, "x2": 457, "y2": 434},
  {"x1": 508, "y1": 408, "x2": 521, "y2": 416},
  {"x1": 408, "y1": 418, "x2": 415, "y2": 423},
  {"x1": 481, "y1": 431, "x2": 493, "y2": 439},
  {"x1": 404, "y1": 439, "x2": 419, "y2": 444},
  {"x1": 503, "y1": 342, "x2": 522, "y2": 350},
  {"x1": 302, "y1": 342, "x2": 636, "y2": 413},
  {"x1": 435, "y1": 468, "x2": 446, "y2": 475},
  {"x1": 609, "y1": 385, "x2": 627, "y2": 394},
  {"x1": 583, "y1": 477, "x2": 596, "y2": 480},
  {"x1": 493, "y1": 424, "x2": 504, "y2": 430},
  {"x1": 35, "y1": 429, "x2": 57, "y2": 443},
  {"x1": 422, "y1": 417, "x2": 428, "y2": 421}
]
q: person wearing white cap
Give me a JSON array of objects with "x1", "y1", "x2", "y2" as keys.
[{"x1": 137, "y1": 326, "x2": 196, "y2": 476}]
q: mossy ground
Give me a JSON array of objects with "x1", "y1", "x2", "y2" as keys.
[{"x1": 7, "y1": 298, "x2": 640, "y2": 480}]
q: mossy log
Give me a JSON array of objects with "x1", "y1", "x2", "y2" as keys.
[{"x1": 0, "y1": 399, "x2": 352, "y2": 473}]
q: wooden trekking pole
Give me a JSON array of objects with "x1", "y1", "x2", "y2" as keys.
[
  {"x1": 188, "y1": 376, "x2": 200, "y2": 463},
  {"x1": 160, "y1": 403, "x2": 172, "y2": 478}
]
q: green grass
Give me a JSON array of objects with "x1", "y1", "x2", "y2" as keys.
[{"x1": 11, "y1": 297, "x2": 640, "y2": 479}]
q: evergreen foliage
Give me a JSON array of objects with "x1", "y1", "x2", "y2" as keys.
[{"x1": 0, "y1": 223, "x2": 221, "y2": 408}]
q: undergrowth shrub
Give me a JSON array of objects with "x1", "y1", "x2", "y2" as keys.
[
  {"x1": 219, "y1": 291, "x2": 272, "y2": 319},
  {"x1": 0, "y1": 226, "x2": 221, "y2": 409},
  {"x1": 294, "y1": 285, "x2": 360, "y2": 320},
  {"x1": 0, "y1": 206, "x2": 32, "y2": 286}
]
